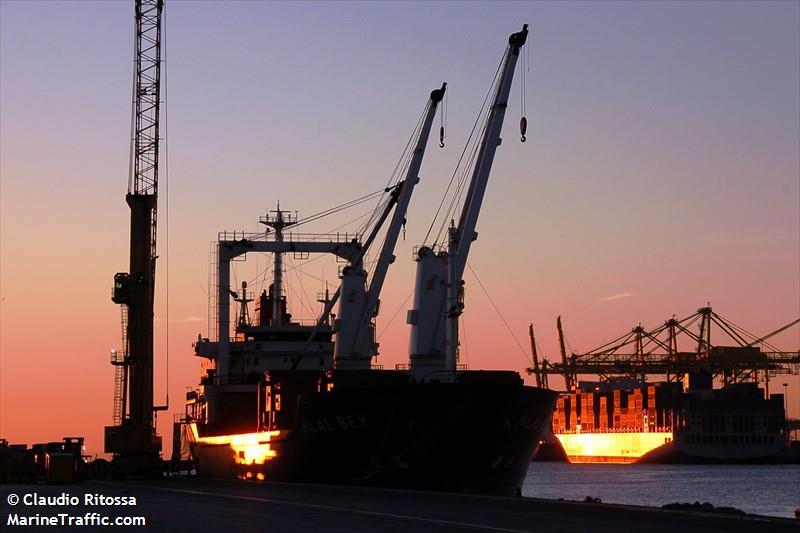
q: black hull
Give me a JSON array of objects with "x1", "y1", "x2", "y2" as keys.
[{"x1": 192, "y1": 374, "x2": 557, "y2": 496}]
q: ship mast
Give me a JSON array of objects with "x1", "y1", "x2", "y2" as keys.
[{"x1": 260, "y1": 205, "x2": 296, "y2": 327}]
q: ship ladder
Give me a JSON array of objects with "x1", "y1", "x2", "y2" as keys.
[{"x1": 111, "y1": 305, "x2": 129, "y2": 425}]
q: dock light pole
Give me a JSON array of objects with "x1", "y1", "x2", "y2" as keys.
[
  {"x1": 782, "y1": 383, "x2": 788, "y2": 415},
  {"x1": 781, "y1": 382, "x2": 790, "y2": 447}
]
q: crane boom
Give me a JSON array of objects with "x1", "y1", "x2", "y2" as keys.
[
  {"x1": 557, "y1": 315, "x2": 574, "y2": 391},
  {"x1": 529, "y1": 323, "x2": 542, "y2": 388},
  {"x1": 452, "y1": 25, "x2": 527, "y2": 281},
  {"x1": 106, "y1": 0, "x2": 164, "y2": 475},
  {"x1": 746, "y1": 318, "x2": 800, "y2": 348},
  {"x1": 127, "y1": 0, "x2": 162, "y2": 428}
]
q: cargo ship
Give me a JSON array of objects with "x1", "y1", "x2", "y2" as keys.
[
  {"x1": 547, "y1": 375, "x2": 788, "y2": 464},
  {"x1": 180, "y1": 24, "x2": 558, "y2": 496}
]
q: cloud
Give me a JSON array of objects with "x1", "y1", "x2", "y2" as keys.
[
  {"x1": 156, "y1": 316, "x2": 205, "y2": 323},
  {"x1": 597, "y1": 292, "x2": 636, "y2": 302}
]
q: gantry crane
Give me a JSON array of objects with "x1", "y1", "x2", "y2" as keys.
[
  {"x1": 106, "y1": 0, "x2": 165, "y2": 477},
  {"x1": 529, "y1": 307, "x2": 800, "y2": 392}
]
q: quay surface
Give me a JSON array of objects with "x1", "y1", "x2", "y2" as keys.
[{"x1": 2, "y1": 477, "x2": 798, "y2": 532}]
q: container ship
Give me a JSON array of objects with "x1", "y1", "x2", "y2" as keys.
[
  {"x1": 548, "y1": 375, "x2": 788, "y2": 464},
  {"x1": 179, "y1": 24, "x2": 558, "y2": 496}
]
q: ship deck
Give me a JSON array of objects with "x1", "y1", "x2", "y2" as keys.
[{"x1": 2, "y1": 477, "x2": 797, "y2": 532}]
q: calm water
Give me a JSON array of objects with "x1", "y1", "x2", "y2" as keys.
[{"x1": 523, "y1": 463, "x2": 800, "y2": 518}]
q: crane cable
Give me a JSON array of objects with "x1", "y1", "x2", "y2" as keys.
[
  {"x1": 127, "y1": 23, "x2": 137, "y2": 194},
  {"x1": 466, "y1": 261, "x2": 533, "y2": 367},
  {"x1": 359, "y1": 101, "x2": 429, "y2": 237},
  {"x1": 444, "y1": 53, "x2": 507, "y2": 238},
  {"x1": 291, "y1": 188, "x2": 387, "y2": 230},
  {"x1": 376, "y1": 291, "x2": 414, "y2": 341},
  {"x1": 279, "y1": 99, "x2": 430, "y2": 251},
  {"x1": 162, "y1": 1, "x2": 170, "y2": 411},
  {"x1": 434, "y1": 74, "x2": 500, "y2": 248},
  {"x1": 423, "y1": 51, "x2": 505, "y2": 248},
  {"x1": 519, "y1": 36, "x2": 528, "y2": 142},
  {"x1": 439, "y1": 89, "x2": 446, "y2": 148},
  {"x1": 242, "y1": 99, "x2": 435, "y2": 314}
]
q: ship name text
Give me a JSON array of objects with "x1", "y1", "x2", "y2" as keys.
[{"x1": 302, "y1": 415, "x2": 367, "y2": 433}]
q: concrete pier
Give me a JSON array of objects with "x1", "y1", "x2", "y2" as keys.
[{"x1": 2, "y1": 478, "x2": 797, "y2": 532}]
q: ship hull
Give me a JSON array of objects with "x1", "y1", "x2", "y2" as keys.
[
  {"x1": 190, "y1": 379, "x2": 557, "y2": 496},
  {"x1": 554, "y1": 431, "x2": 673, "y2": 464},
  {"x1": 546, "y1": 432, "x2": 790, "y2": 464}
]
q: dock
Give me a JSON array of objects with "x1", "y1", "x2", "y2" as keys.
[{"x1": 2, "y1": 478, "x2": 797, "y2": 532}]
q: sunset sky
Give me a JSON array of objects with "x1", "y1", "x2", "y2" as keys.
[{"x1": 1, "y1": 1, "x2": 798, "y2": 456}]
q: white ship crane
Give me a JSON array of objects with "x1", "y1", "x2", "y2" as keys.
[
  {"x1": 335, "y1": 84, "x2": 447, "y2": 369},
  {"x1": 408, "y1": 25, "x2": 529, "y2": 380}
]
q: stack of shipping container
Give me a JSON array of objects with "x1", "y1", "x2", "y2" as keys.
[{"x1": 551, "y1": 382, "x2": 683, "y2": 434}]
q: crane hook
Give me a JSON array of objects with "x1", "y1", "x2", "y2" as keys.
[
  {"x1": 439, "y1": 126, "x2": 445, "y2": 148},
  {"x1": 520, "y1": 116, "x2": 527, "y2": 143}
]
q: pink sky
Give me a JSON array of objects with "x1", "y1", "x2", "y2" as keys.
[{"x1": 1, "y1": 1, "x2": 798, "y2": 456}]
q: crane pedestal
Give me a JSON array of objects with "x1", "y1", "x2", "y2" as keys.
[{"x1": 105, "y1": 423, "x2": 162, "y2": 478}]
